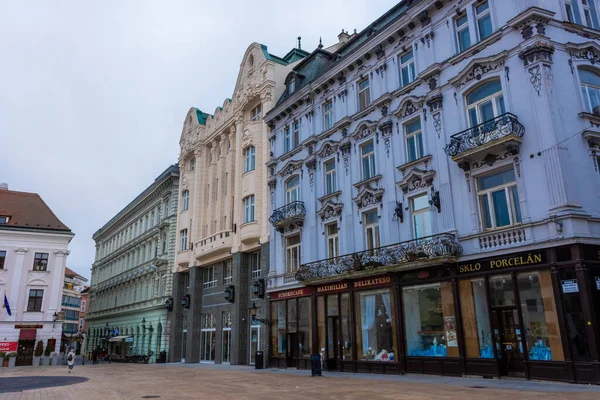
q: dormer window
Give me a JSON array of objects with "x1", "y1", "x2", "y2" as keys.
[
  {"x1": 0, "y1": 215, "x2": 8, "y2": 224},
  {"x1": 289, "y1": 79, "x2": 296, "y2": 94}
]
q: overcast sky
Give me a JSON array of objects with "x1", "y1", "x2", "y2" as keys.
[{"x1": 0, "y1": 0, "x2": 398, "y2": 280}]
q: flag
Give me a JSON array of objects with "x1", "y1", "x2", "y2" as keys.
[{"x1": 3, "y1": 294, "x2": 11, "y2": 316}]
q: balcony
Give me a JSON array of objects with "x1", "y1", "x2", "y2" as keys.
[
  {"x1": 269, "y1": 201, "x2": 306, "y2": 232},
  {"x1": 296, "y1": 233, "x2": 462, "y2": 283},
  {"x1": 196, "y1": 230, "x2": 233, "y2": 261},
  {"x1": 444, "y1": 113, "x2": 524, "y2": 166}
]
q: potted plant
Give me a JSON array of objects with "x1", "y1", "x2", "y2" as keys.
[
  {"x1": 0, "y1": 352, "x2": 7, "y2": 368},
  {"x1": 43, "y1": 342, "x2": 52, "y2": 365},
  {"x1": 33, "y1": 340, "x2": 43, "y2": 366},
  {"x1": 7, "y1": 352, "x2": 17, "y2": 367}
]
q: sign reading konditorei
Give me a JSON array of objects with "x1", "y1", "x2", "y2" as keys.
[
  {"x1": 316, "y1": 282, "x2": 349, "y2": 294},
  {"x1": 457, "y1": 252, "x2": 546, "y2": 274},
  {"x1": 271, "y1": 287, "x2": 312, "y2": 300},
  {"x1": 353, "y1": 276, "x2": 392, "y2": 289}
]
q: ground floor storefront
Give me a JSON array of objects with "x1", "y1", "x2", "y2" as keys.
[{"x1": 269, "y1": 244, "x2": 600, "y2": 384}]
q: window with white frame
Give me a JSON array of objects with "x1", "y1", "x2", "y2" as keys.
[
  {"x1": 250, "y1": 251, "x2": 261, "y2": 279},
  {"x1": 566, "y1": 0, "x2": 600, "y2": 28},
  {"x1": 358, "y1": 78, "x2": 371, "y2": 111},
  {"x1": 475, "y1": 1, "x2": 493, "y2": 41},
  {"x1": 292, "y1": 121, "x2": 300, "y2": 149},
  {"x1": 202, "y1": 266, "x2": 217, "y2": 289},
  {"x1": 323, "y1": 100, "x2": 334, "y2": 131},
  {"x1": 360, "y1": 141, "x2": 376, "y2": 180},
  {"x1": 324, "y1": 159, "x2": 337, "y2": 195},
  {"x1": 244, "y1": 195, "x2": 255, "y2": 223},
  {"x1": 180, "y1": 229, "x2": 188, "y2": 250},
  {"x1": 182, "y1": 190, "x2": 190, "y2": 211},
  {"x1": 189, "y1": 158, "x2": 195, "y2": 171},
  {"x1": 455, "y1": 1, "x2": 495, "y2": 53},
  {"x1": 289, "y1": 79, "x2": 296, "y2": 94},
  {"x1": 399, "y1": 50, "x2": 415, "y2": 87},
  {"x1": 286, "y1": 176, "x2": 300, "y2": 204},
  {"x1": 286, "y1": 234, "x2": 301, "y2": 272},
  {"x1": 582, "y1": 0, "x2": 597, "y2": 27},
  {"x1": 411, "y1": 194, "x2": 432, "y2": 239},
  {"x1": 477, "y1": 168, "x2": 522, "y2": 230},
  {"x1": 405, "y1": 119, "x2": 424, "y2": 162},
  {"x1": 326, "y1": 222, "x2": 339, "y2": 258},
  {"x1": 566, "y1": 0, "x2": 576, "y2": 22},
  {"x1": 579, "y1": 68, "x2": 600, "y2": 115},
  {"x1": 244, "y1": 145, "x2": 256, "y2": 172},
  {"x1": 251, "y1": 104, "x2": 262, "y2": 121},
  {"x1": 223, "y1": 260, "x2": 233, "y2": 284},
  {"x1": 466, "y1": 79, "x2": 505, "y2": 127},
  {"x1": 200, "y1": 313, "x2": 216, "y2": 361},
  {"x1": 364, "y1": 210, "x2": 380, "y2": 251},
  {"x1": 284, "y1": 125, "x2": 296, "y2": 153},
  {"x1": 456, "y1": 13, "x2": 471, "y2": 52}
]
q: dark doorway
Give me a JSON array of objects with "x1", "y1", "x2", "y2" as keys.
[
  {"x1": 16, "y1": 340, "x2": 34, "y2": 366},
  {"x1": 326, "y1": 316, "x2": 339, "y2": 371},
  {"x1": 492, "y1": 308, "x2": 525, "y2": 376},
  {"x1": 286, "y1": 333, "x2": 298, "y2": 368}
]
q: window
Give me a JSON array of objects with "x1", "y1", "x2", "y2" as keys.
[
  {"x1": 180, "y1": 229, "x2": 188, "y2": 250},
  {"x1": 358, "y1": 78, "x2": 371, "y2": 111},
  {"x1": 456, "y1": 13, "x2": 471, "y2": 52},
  {"x1": 286, "y1": 176, "x2": 300, "y2": 204},
  {"x1": 162, "y1": 234, "x2": 167, "y2": 254},
  {"x1": 244, "y1": 146, "x2": 256, "y2": 172},
  {"x1": 460, "y1": 278, "x2": 493, "y2": 358},
  {"x1": 286, "y1": 234, "x2": 301, "y2": 272},
  {"x1": 251, "y1": 104, "x2": 262, "y2": 121},
  {"x1": 580, "y1": 69, "x2": 600, "y2": 115},
  {"x1": 0, "y1": 250, "x2": 5, "y2": 269},
  {"x1": 250, "y1": 251, "x2": 261, "y2": 279},
  {"x1": 284, "y1": 126, "x2": 292, "y2": 153},
  {"x1": 223, "y1": 260, "x2": 233, "y2": 284},
  {"x1": 399, "y1": 50, "x2": 415, "y2": 87},
  {"x1": 403, "y1": 282, "x2": 458, "y2": 357},
  {"x1": 225, "y1": 173, "x2": 228, "y2": 195},
  {"x1": 323, "y1": 100, "x2": 334, "y2": 131},
  {"x1": 200, "y1": 313, "x2": 216, "y2": 361},
  {"x1": 405, "y1": 119, "x2": 424, "y2": 162},
  {"x1": 566, "y1": 0, "x2": 576, "y2": 22},
  {"x1": 356, "y1": 289, "x2": 396, "y2": 361},
  {"x1": 466, "y1": 79, "x2": 505, "y2": 127},
  {"x1": 289, "y1": 79, "x2": 296, "y2": 93},
  {"x1": 292, "y1": 121, "x2": 300, "y2": 149},
  {"x1": 364, "y1": 210, "x2": 380, "y2": 250},
  {"x1": 244, "y1": 195, "x2": 255, "y2": 223},
  {"x1": 582, "y1": 0, "x2": 596, "y2": 27},
  {"x1": 32, "y1": 253, "x2": 49, "y2": 271},
  {"x1": 222, "y1": 311, "x2": 232, "y2": 363},
  {"x1": 324, "y1": 159, "x2": 337, "y2": 195},
  {"x1": 27, "y1": 289, "x2": 44, "y2": 312},
  {"x1": 182, "y1": 190, "x2": 190, "y2": 211},
  {"x1": 411, "y1": 194, "x2": 431, "y2": 239},
  {"x1": 326, "y1": 222, "x2": 339, "y2": 258},
  {"x1": 477, "y1": 168, "x2": 522, "y2": 230},
  {"x1": 189, "y1": 158, "x2": 195, "y2": 171},
  {"x1": 0, "y1": 216, "x2": 8, "y2": 224},
  {"x1": 81, "y1": 300, "x2": 86, "y2": 312},
  {"x1": 202, "y1": 266, "x2": 217, "y2": 289},
  {"x1": 475, "y1": 1, "x2": 492, "y2": 41},
  {"x1": 360, "y1": 141, "x2": 376, "y2": 180}
]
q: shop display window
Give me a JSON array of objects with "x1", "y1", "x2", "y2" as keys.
[
  {"x1": 489, "y1": 274, "x2": 515, "y2": 306},
  {"x1": 356, "y1": 289, "x2": 396, "y2": 362},
  {"x1": 298, "y1": 297, "x2": 312, "y2": 358},
  {"x1": 403, "y1": 282, "x2": 458, "y2": 357},
  {"x1": 317, "y1": 297, "x2": 326, "y2": 354},
  {"x1": 460, "y1": 278, "x2": 494, "y2": 358},
  {"x1": 341, "y1": 293, "x2": 353, "y2": 360},
  {"x1": 517, "y1": 271, "x2": 564, "y2": 361},
  {"x1": 559, "y1": 269, "x2": 590, "y2": 361},
  {"x1": 271, "y1": 301, "x2": 286, "y2": 357}
]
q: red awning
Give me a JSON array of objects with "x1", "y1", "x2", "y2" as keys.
[{"x1": 19, "y1": 329, "x2": 37, "y2": 340}]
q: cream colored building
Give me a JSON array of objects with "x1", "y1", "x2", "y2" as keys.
[{"x1": 170, "y1": 42, "x2": 307, "y2": 365}]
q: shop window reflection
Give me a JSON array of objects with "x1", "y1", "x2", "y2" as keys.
[
  {"x1": 356, "y1": 289, "x2": 396, "y2": 361},
  {"x1": 460, "y1": 278, "x2": 494, "y2": 358},
  {"x1": 403, "y1": 282, "x2": 458, "y2": 357},
  {"x1": 517, "y1": 271, "x2": 564, "y2": 361},
  {"x1": 271, "y1": 302, "x2": 286, "y2": 357},
  {"x1": 298, "y1": 297, "x2": 312, "y2": 358},
  {"x1": 340, "y1": 293, "x2": 353, "y2": 360},
  {"x1": 489, "y1": 275, "x2": 515, "y2": 306},
  {"x1": 559, "y1": 268, "x2": 590, "y2": 361}
]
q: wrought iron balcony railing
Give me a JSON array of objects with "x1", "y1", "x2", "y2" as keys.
[
  {"x1": 295, "y1": 233, "x2": 462, "y2": 282},
  {"x1": 444, "y1": 113, "x2": 524, "y2": 158},
  {"x1": 269, "y1": 201, "x2": 306, "y2": 227}
]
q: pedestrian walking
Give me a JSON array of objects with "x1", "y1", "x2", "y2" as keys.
[
  {"x1": 92, "y1": 348, "x2": 98, "y2": 365},
  {"x1": 67, "y1": 348, "x2": 75, "y2": 373}
]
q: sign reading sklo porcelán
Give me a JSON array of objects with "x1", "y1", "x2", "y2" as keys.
[
  {"x1": 458, "y1": 251, "x2": 546, "y2": 274},
  {"x1": 271, "y1": 287, "x2": 312, "y2": 300}
]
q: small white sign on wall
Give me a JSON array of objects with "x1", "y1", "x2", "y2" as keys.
[
  {"x1": 595, "y1": 277, "x2": 600, "y2": 291},
  {"x1": 561, "y1": 279, "x2": 579, "y2": 294}
]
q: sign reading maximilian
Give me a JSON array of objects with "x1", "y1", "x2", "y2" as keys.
[{"x1": 458, "y1": 251, "x2": 546, "y2": 274}]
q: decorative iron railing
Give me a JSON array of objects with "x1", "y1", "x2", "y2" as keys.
[
  {"x1": 444, "y1": 113, "x2": 524, "y2": 157},
  {"x1": 295, "y1": 233, "x2": 462, "y2": 282},
  {"x1": 269, "y1": 201, "x2": 306, "y2": 227}
]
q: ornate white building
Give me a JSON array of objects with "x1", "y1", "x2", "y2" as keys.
[
  {"x1": 264, "y1": 0, "x2": 600, "y2": 384},
  {"x1": 0, "y1": 185, "x2": 74, "y2": 366},
  {"x1": 170, "y1": 42, "x2": 308, "y2": 365},
  {"x1": 87, "y1": 165, "x2": 179, "y2": 363}
]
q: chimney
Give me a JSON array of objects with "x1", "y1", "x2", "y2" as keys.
[
  {"x1": 338, "y1": 29, "x2": 350, "y2": 44},
  {"x1": 0, "y1": 183, "x2": 8, "y2": 190}
]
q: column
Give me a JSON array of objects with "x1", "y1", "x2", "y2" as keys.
[
  {"x1": 232, "y1": 252, "x2": 249, "y2": 365},
  {"x1": 9, "y1": 248, "x2": 28, "y2": 320}
]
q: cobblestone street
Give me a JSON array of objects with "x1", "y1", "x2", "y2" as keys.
[{"x1": 1, "y1": 363, "x2": 600, "y2": 400}]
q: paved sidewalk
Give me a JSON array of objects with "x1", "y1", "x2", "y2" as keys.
[{"x1": 0, "y1": 362, "x2": 598, "y2": 400}]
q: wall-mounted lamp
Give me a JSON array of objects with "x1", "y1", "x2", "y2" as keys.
[
  {"x1": 52, "y1": 312, "x2": 58, "y2": 328},
  {"x1": 164, "y1": 297, "x2": 173, "y2": 311},
  {"x1": 250, "y1": 302, "x2": 268, "y2": 324},
  {"x1": 181, "y1": 294, "x2": 191, "y2": 309},
  {"x1": 141, "y1": 317, "x2": 154, "y2": 333},
  {"x1": 224, "y1": 285, "x2": 235, "y2": 303},
  {"x1": 251, "y1": 279, "x2": 265, "y2": 299}
]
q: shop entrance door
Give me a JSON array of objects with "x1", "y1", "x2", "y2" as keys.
[
  {"x1": 492, "y1": 308, "x2": 525, "y2": 377},
  {"x1": 286, "y1": 333, "x2": 298, "y2": 368},
  {"x1": 16, "y1": 340, "x2": 34, "y2": 366},
  {"x1": 326, "y1": 316, "x2": 340, "y2": 371}
]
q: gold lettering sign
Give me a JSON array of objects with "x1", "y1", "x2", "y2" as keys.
[
  {"x1": 273, "y1": 288, "x2": 310, "y2": 299},
  {"x1": 316, "y1": 282, "x2": 348, "y2": 293},
  {"x1": 458, "y1": 252, "x2": 545, "y2": 274},
  {"x1": 353, "y1": 276, "x2": 392, "y2": 289}
]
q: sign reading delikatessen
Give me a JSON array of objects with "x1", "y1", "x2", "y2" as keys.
[
  {"x1": 316, "y1": 282, "x2": 349, "y2": 294},
  {"x1": 271, "y1": 287, "x2": 312, "y2": 300},
  {"x1": 353, "y1": 276, "x2": 392, "y2": 289},
  {"x1": 457, "y1": 251, "x2": 546, "y2": 274}
]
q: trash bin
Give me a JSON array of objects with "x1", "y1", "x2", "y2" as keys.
[{"x1": 255, "y1": 351, "x2": 264, "y2": 370}]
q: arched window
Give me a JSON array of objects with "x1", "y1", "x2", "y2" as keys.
[
  {"x1": 286, "y1": 176, "x2": 300, "y2": 204},
  {"x1": 579, "y1": 68, "x2": 600, "y2": 115},
  {"x1": 465, "y1": 79, "x2": 505, "y2": 126}
]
